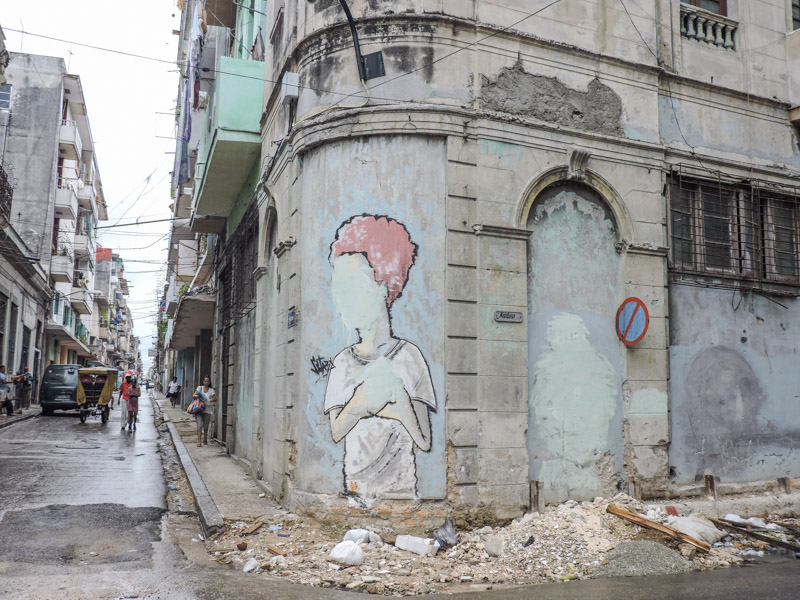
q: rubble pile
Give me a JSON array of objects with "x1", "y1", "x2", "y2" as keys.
[{"x1": 204, "y1": 493, "x2": 798, "y2": 595}]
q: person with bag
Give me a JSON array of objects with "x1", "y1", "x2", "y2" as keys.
[
  {"x1": 117, "y1": 372, "x2": 133, "y2": 430},
  {"x1": 190, "y1": 375, "x2": 216, "y2": 447},
  {"x1": 127, "y1": 378, "x2": 141, "y2": 432}
]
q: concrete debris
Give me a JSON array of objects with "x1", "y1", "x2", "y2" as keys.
[
  {"x1": 205, "y1": 492, "x2": 800, "y2": 594},
  {"x1": 666, "y1": 515, "x2": 726, "y2": 545},
  {"x1": 242, "y1": 557, "x2": 259, "y2": 573},
  {"x1": 595, "y1": 541, "x2": 694, "y2": 578},
  {"x1": 395, "y1": 535, "x2": 440, "y2": 557}
]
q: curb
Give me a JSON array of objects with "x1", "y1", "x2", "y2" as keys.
[
  {"x1": 155, "y1": 397, "x2": 224, "y2": 535},
  {"x1": 0, "y1": 411, "x2": 38, "y2": 429}
]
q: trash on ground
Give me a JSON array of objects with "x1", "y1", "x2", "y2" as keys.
[
  {"x1": 432, "y1": 520, "x2": 460, "y2": 549},
  {"x1": 343, "y1": 528, "x2": 372, "y2": 544},
  {"x1": 268, "y1": 524, "x2": 282, "y2": 532},
  {"x1": 277, "y1": 533, "x2": 290, "y2": 538},
  {"x1": 240, "y1": 521, "x2": 263, "y2": 536},
  {"x1": 395, "y1": 534, "x2": 441, "y2": 556},
  {"x1": 711, "y1": 517, "x2": 800, "y2": 553},
  {"x1": 329, "y1": 540, "x2": 364, "y2": 565},
  {"x1": 243, "y1": 557, "x2": 259, "y2": 573},
  {"x1": 267, "y1": 545, "x2": 287, "y2": 557},
  {"x1": 666, "y1": 515, "x2": 726, "y2": 545},
  {"x1": 236, "y1": 541, "x2": 247, "y2": 551},
  {"x1": 607, "y1": 505, "x2": 711, "y2": 553}
]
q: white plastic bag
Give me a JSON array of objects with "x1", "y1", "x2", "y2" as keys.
[
  {"x1": 667, "y1": 515, "x2": 726, "y2": 545},
  {"x1": 330, "y1": 540, "x2": 364, "y2": 565},
  {"x1": 343, "y1": 528, "x2": 372, "y2": 544}
]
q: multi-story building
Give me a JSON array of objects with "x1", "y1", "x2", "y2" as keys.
[
  {"x1": 161, "y1": 0, "x2": 263, "y2": 412},
  {"x1": 1, "y1": 49, "x2": 116, "y2": 375},
  {"x1": 165, "y1": 1, "x2": 800, "y2": 526}
]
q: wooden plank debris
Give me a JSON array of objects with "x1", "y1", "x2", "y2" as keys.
[
  {"x1": 268, "y1": 545, "x2": 287, "y2": 556},
  {"x1": 710, "y1": 518, "x2": 800, "y2": 553},
  {"x1": 767, "y1": 519, "x2": 800, "y2": 534},
  {"x1": 606, "y1": 505, "x2": 711, "y2": 553},
  {"x1": 240, "y1": 521, "x2": 264, "y2": 536}
]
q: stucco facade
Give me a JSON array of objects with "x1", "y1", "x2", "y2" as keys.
[{"x1": 168, "y1": 0, "x2": 800, "y2": 527}]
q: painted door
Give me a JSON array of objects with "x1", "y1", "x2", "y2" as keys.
[{"x1": 526, "y1": 184, "x2": 624, "y2": 502}]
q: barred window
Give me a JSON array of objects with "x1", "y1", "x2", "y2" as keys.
[
  {"x1": 680, "y1": 0, "x2": 727, "y2": 16},
  {"x1": 793, "y1": 0, "x2": 800, "y2": 31},
  {"x1": 669, "y1": 176, "x2": 800, "y2": 289}
]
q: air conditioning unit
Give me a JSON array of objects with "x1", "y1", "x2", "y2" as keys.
[{"x1": 281, "y1": 72, "x2": 300, "y2": 105}]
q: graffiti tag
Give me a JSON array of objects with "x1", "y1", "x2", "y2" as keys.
[{"x1": 310, "y1": 355, "x2": 334, "y2": 379}]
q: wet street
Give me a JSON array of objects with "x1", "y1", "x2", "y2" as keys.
[{"x1": 0, "y1": 393, "x2": 797, "y2": 600}]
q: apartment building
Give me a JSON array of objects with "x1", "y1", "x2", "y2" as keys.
[
  {"x1": 1, "y1": 51, "x2": 112, "y2": 370},
  {"x1": 164, "y1": 1, "x2": 800, "y2": 527},
  {"x1": 160, "y1": 0, "x2": 264, "y2": 414}
]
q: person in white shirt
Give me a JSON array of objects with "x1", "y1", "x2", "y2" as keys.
[
  {"x1": 324, "y1": 215, "x2": 436, "y2": 500},
  {"x1": 192, "y1": 376, "x2": 216, "y2": 447},
  {"x1": 167, "y1": 377, "x2": 180, "y2": 408}
]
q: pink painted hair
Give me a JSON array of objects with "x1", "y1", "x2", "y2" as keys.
[{"x1": 330, "y1": 215, "x2": 417, "y2": 307}]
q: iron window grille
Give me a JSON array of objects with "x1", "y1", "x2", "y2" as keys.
[
  {"x1": 669, "y1": 169, "x2": 800, "y2": 292},
  {"x1": 793, "y1": 0, "x2": 800, "y2": 31}
]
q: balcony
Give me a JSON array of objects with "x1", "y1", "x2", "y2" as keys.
[
  {"x1": 679, "y1": 4, "x2": 737, "y2": 50},
  {"x1": 73, "y1": 234, "x2": 95, "y2": 262},
  {"x1": 70, "y1": 286, "x2": 93, "y2": 314},
  {"x1": 59, "y1": 119, "x2": 83, "y2": 160},
  {"x1": 54, "y1": 185, "x2": 79, "y2": 221},
  {"x1": 99, "y1": 325, "x2": 110, "y2": 341},
  {"x1": 192, "y1": 56, "x2": 264, "y2": 229},
  {"x1": 77, "y1": 184, "x2": 95, "y2": 211},
  {"x1": 50, "y1": 254, "x2": 73, "y2": 283}
]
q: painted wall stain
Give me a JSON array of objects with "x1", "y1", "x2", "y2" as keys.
[
  {"x1": 527, "y1": 185, "x2": 624, "y2": 501},
  {"x1": 531, "y1": 313, "x2": 619, "y2": 499},
  {"x1": 323, "y1": 215, "x2": 437, "y2": 502}
]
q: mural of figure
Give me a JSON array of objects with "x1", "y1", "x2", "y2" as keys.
[{"x1": 324, "y1": 215, "x2": 436, "y2": 500}]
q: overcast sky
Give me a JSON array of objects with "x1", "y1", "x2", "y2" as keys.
[{"x1": 3, "y1": 0, "x2": 182, "y2": 373}]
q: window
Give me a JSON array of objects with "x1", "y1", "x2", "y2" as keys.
[
  {"x1": 681, "y1": 0, "x2": 727, "y2": 15},
  {"x1": 669, "y1": 176, "x2": 800, "y2": 288},
  {"x1": 0, "y1": 84, "x2": 10, "y2": 110},
  {"x1": 793, "y1": 0, "x2": 800, "y2": 31}
]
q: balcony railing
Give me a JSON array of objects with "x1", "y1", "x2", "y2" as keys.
[
  {"x1": 680, "y1": 4, "x2": 737, "y2": 50},
  {"x1": 50, "y1": 254, "x2": 73, "y2": 283},
  {"x1": 54, "y1": 185, "x2": 78, "y2": 221},
  {"x1": 59, "y1": 119, "x2": 83, "y2": 160}
]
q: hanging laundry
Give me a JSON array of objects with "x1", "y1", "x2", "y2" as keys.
[{"x1": 193, "y1": 71, "x2": 201, "y2": 110}]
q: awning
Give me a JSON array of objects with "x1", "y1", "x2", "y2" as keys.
[{"x1": 167, "y1": 293, "x2": 215, "y2": 350}]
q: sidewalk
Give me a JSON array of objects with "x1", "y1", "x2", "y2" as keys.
[
  {"x1": 0, "y1": 404, "x2": 41, "y2": 429},
  {"x1": 152, "y1": 391, "x2": 282, "y2": 535}
]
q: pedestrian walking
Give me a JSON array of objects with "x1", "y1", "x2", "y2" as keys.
[
  {"x1": 19, "y1": 367, "x2": 33, "y2": 410},
  {"x1": 117, "y1": 372, "x2": 133, "y2": 430},
  {"x1": 167, "y1": 377, "x2": 180, "y2": 408},
  {"x1": 0, "y1": 366, "x2": 13, "y2": 416},
  {"x1": 192, "y1": 375, "x2": 216, "y2": 447},
  {"x1": 127, "y1": 379, "x2": 141, "y2": 432}
]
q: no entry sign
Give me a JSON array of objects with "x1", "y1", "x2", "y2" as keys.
[{"x1": 616, "y1": 297, "x2": 649, "y2": 347}]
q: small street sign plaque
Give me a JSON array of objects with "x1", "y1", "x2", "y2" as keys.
[{"x1": 494, "y1": 311, "x2": 523, "y2": 323}]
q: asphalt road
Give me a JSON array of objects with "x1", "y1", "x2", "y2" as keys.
[{"x1": 0, "y1": 393, "x2": 796, "y2": 600}]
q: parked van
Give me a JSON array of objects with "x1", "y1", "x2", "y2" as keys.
[{"x1": 39, "y1": 364, "x2": 81, "y2": 416}]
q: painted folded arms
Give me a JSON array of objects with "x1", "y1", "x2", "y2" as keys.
[{"x1": 324, "y1": 341, "x2": 435, "y2": 451}]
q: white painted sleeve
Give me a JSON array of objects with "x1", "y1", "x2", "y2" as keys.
[
  {"x1": 323, "y1": 351, "x2": 356, "y2": 414},
  {"x1": 396, "y1": 342, "x2": 436, "y2": 410}
]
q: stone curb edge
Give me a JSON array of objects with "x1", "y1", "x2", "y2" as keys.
[
  {"x1": 0, "y1": 411, "x2": 38, "y2": 429},
  {"x1": 153, "y1": 397, "x2": 224, "y2": 535}
]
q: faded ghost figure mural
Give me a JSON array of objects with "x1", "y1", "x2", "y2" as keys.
[{"x1": 324, "y1": 215, "x2": 436, "y2": 500}]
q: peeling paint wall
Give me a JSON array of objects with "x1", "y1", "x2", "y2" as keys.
[
  {"x1": 527, "y1": 186, "x2": 624, "y2": 502},
  {"x1": 481, "y1": 63, "x2": 624, "y2": 137},
  {"x1": 669, "y1": 285, "x2": 800, "y2": 484},
  {"x1": 233, "y1": 309, "x2": 256, "y2": 462},
  {"x1": 297, "y1": 135, "x2": 447, "y2": 503}
]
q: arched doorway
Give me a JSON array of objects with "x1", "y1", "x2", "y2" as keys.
[{"x1": 526, "y1": 182, "x2": 625, "y2": 502}]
